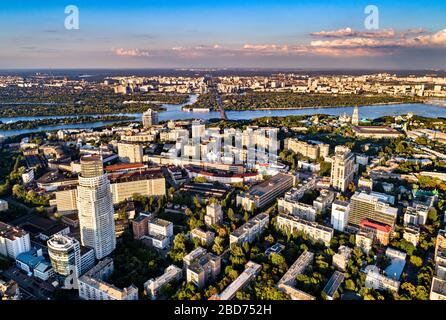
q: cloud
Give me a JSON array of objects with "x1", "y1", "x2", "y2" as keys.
[
  {"x1": 114, "y1": 48, "x2": 150, "y2": 57},
  {"x1": 112, "y1": 28, "x2": 446, "y2": 60}
]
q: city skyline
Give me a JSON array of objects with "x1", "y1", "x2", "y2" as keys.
[{"x1": 1, "y1": 0, "x2": 446, "y2": 69}]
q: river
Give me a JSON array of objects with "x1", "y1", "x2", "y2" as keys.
[{"x1": 1, "y1": 94, "x2": 446, "y2": 137}]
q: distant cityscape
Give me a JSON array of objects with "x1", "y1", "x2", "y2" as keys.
[{"x1": 1, "y1": 69, "x2": 446, "y2": 302}]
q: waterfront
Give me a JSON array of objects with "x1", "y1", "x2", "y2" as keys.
[{"x1": 1, "y1": 94, "x2": 446, "y2": 137}]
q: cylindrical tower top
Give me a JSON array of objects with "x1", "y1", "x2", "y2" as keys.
[{"x1": 80, "y1": 155, "x2": 104, "y2": 178}]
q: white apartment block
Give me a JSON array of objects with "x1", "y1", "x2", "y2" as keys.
[
  {"x1": 144, "y1": 265, "x2": 182, "y2": 299},
  {"x1": 205, "y1": 203, "x2": 223, "y2": 226},
  {"x1": 403, "y1": 204, "x2": 429, "y2": 226},
  {"x1": 364, "y1": 265, "x2": 400, "y2": 292},
  {"x1": 230, "y1": 213, "x2": 269, "y2": 245},
  {"x1": 278, "y1": 198, "x2": 317, "y2": 222},
  {"x1": 332, "y1": 245, "x2": 352, "y2": 271},
  {"x1": 277, "y1": 214, "x2": 334, "y2": 246},
  {"x1": 331, "y1": 200, "x2": 350, "y2": 232},
  {"x1": 117, "y1": 142, "x2": 143, "y2": 163},
  {"x1": 79, "y1": 258, "x2": 138, "y2": 300},
  {"x1": 213, "y1": 261, "x2": 262, "y2": 300},
  {"x1": 0, "y1": 222, "x2": 31, "y2": 259}
]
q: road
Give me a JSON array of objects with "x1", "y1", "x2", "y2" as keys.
[{"x1": 215, "y1": 92, "x2": 228, "y2": 120}]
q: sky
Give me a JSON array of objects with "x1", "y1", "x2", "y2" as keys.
[{"x1": 1, "y1": 0, "x2": 446, "y2": 69}]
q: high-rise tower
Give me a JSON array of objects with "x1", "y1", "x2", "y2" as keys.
[
  {"x1": 352, "y1": 106, "x2": 359, "y2": 126},
  {"x1": 77, "y1": 155, "x2": 116, "y2": 260},
  {"x1": 142, "y1": 108, "x2": 159, "y2": 129}
]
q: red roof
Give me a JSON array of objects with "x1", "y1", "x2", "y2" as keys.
[
  {"x1": 105, "y1": 163, "x2": 146, "y2": 172},
  {"x1": 360, "y1": 219, "x2": 392, "y2": 233}
]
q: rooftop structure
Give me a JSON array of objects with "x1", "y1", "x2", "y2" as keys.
[
  {"x1": 322, "y1": 271, "x2": 345, "y2": 300},
  {"x1": 144, "y1": 265, "x2": 182, "y2": 300},
  {"x1": 278, "y1": 251, "x2": 314, "y2": 286},
  {"x1": 230, "y1": 213, "x2": 269, "y2": 245}
]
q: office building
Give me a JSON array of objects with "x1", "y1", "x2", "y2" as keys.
[
  {"x1": 205, "y1": 203, "x2": 223, "y2": 226},
  {"x1": 15, "y1": 249, "x2": 54, "y2": 281},
  {"x1": 332, "y1": 246, "x2": 352, "y2": 271},
  {"x1": 47, "y1": 234, "x2": 95, "y2": 288},
  {"x1": 192, "y1": 120, "x2": 206, "y2": 143},
  {"x1": 211, "y1": 261, "x2": 261, "y2": 300},
  {"x1": 109, "y1": 170, "x2": 166, "y2": 204},
  {"x1": 78, "y1": 258, "x2": 138, "y2": 300},
  {"x1": 184, "y1": 247, "x2": 221, "y2": 289},
  {"x1": 0, "y1": 222, "x2": 31, "y2": 259},
  {"x1": 331, "y1": 200, "x2": 350, "y2": 232},
  {"x1": 277, "y1": 214, "x2": 334, "y2": 246},
  {"x1": 144, "y1": 265, "x2": 182, "y2": 300},
  {"x1": 348, "y1": 191, "x2": 398, "y2": 228},
  {"x1": 286, "y1": 138, "x2": 329, "y2": 160},
  {"x1": 77, "y1": 155, "x2": 116, "y2": 260},
  {"x1": 118, "y1": 142, "x2": 143, "y2": 163},
  {"x1": 359, "y1": 219, "x2": 392, "y2": 246},
  {"x1": 142, "y1": 108, "x2": 158, "y2": 129},
  {"x1": 330, "y1": 146, "x2": 355, "y2": 192},
  {"x1": 237, "y1": 173, "x2": 296, "y2": 210},
  {"x1": 230, "y1": 213, "x2": 269, "y2": 245}
]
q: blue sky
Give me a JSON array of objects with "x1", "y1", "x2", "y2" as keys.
[{"x1": 1, "y1": 1, "x2": 446, "y2": 69}]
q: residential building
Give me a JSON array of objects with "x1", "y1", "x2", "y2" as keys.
[
  {"x1": 144, "y1": 265, "x2": 182, "y2": 300},
  {"x1": 191, "y1": 228, "x2": 215, "y2": 247},
  {"x1": 430, "y1": 277, "x2": 446, "y2": 300},
  {"x1": 77, "y1": 155, "x2": 116, "y2": 260},
  {"x1": 78, "y1": 258, "x2": 138, "y2": 300},
  {"x1": 184, "y1": 247, "x2": 221, "y2": 289},
  {"x1": 230, "y1": 213, "x2": 269, "y2": 245},
  {"x1": 55, "y1": 188, "x2": 78, "y2": 215},
  {"x1": 22, "y1": 168, "x2": 34, "y2": 185},
  {"x1": 211, "y1": 261, "x2": 261, "y2": 300},
  {"x1": 403, "y1": 225, "x2": 420, "y2": 247},
  {"x1": 322, "y1": 271, "x2": 345, "y2": 300},
  {"x1": 278, "y1": 251, "x2": 314, "y2": 287},
  {"x1": 278, "y1": 197, "x2": 317, "y2": 222},
  {"x1": 348, "y1": 191, "x2": 398, "y2": 228},
  {"x1": 364, "y1": 265, "x2": 400, "y2": 292},
  {"x1": 332, "y1": 246, "x2": 352, "y2": 271},
  {"x1": 142, "y1": 108, "x2": 158, "y2": 129},
  {"x1": 117, "y1": 142, "x2": 143, "y2": 163},
  {"x1": 330, "y1": 146, "x2": 355, "y2": 192},
  {"x1": 403, "y1": 204, "x2": 429, "y2": 226},
  {"x1": 286, "y1": 138, "x2": 329, "y2": 160},
  {"x1": 237, "y1": 173, "x2": 296, "y2": 210},
  {"x1": 355, "y1": 231, "x2": 374, "y2": 254},
  {"x1": 0, "y1": 222, "x2": 31, "y2": 259},
  {"x1": 313, "y1": 189, "x2": 335, "y2": 214},
  {"x1": 277, "y1": 214, "x2": 334, "y2": 246},
  {"x1": 205, "y1": 203, "x2": 223, "y2": 226},
  {"x1": 331, "y1": 200, "x2": 350, "y2": 232},
  {"x1": 142, "y1": 217, "x2": 174, "y2": 250}
]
